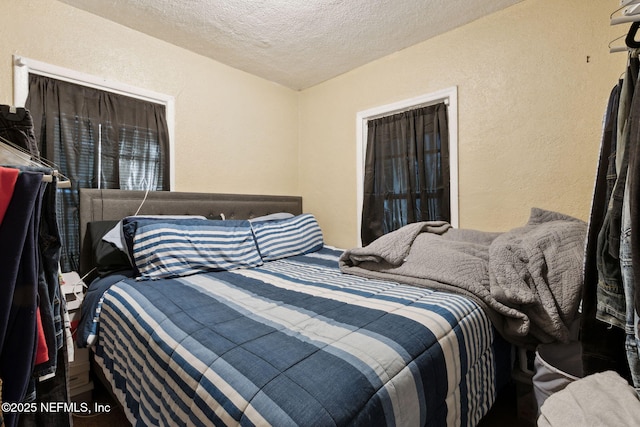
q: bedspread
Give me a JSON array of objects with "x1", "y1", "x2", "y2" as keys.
[{"x1": 81, "y1": 247, "x2": 506, "y2": 427}]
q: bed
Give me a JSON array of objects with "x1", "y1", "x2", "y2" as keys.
[{"x1": 76, "y1": 189, "x2": 514, "y2": 427}]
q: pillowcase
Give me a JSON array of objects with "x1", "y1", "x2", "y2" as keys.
[
  {"x1": 251, "y1": 213, "x2": 324, "y2": 261},
  {"x1": 102, "y1": 215, "x2": 208, "y2": 255},
  {"x1": 86, "y1": 220, "x2": 134, "y2": 277},
  {"x1": 124, "y1": 218, "x2": 263, "y2": 279}
]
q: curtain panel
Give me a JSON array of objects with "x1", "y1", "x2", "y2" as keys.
[
  {"x1": 26, "y1": 75, "x2": 169, "y2": 272},
  {"x1": 361, "y1": 103, "x2": 450, "y2": 246}
]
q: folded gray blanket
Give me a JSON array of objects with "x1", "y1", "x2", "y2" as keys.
[{"x1": 339, "y1": 208, "x2": 587, "y2": 346}]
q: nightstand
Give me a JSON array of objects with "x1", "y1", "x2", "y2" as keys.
[{"x1": 60, "y1": 271, "x2": 94, "y2": 402}]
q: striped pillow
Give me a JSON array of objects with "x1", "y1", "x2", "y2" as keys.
[
  {"x1": 251, "y1": 214, "x2": 324, "y2": 261},
  {"x1": 130, "y1": 219, "x2": 262, "y2": 279}
]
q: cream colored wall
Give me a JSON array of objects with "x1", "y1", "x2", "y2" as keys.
[
  {"x1": 299, "y1": 0, "x2": 628, "y2": 248},
  {"x1": 0, "y1": 0, "x2": 628, "y2": 250},
  {"x1": 0, "y1": 0, "x2": 299, "y2": 196}
]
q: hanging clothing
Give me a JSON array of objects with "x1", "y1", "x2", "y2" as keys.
[
  {"x1": 32, "y1": 176, "x2": 63, "y2": 380},
  {"x1": 17, "y1": 182, "x2": 71, "y2": 425},
  {"x1": 0, "y1": 104, "x2": 71, "y2": 426},
  {"x1": 581, "y1": 83, "x2": 632, "y2": 382},
  {"x1": 630, "y1": 77, "x2": 640, "y2": 326},
  {"x1": 0, "y1": 106, "x2": 39, "y2": 158},
  {"x1": 621, "y1": 173, "x2": 640, "y2": 391},
  {"x1": 584, "y1": 50, "x2": 640, "y2": 391},
  {"x1": 595, "y1": 78, "x2": 624, "y2": 328},
  {"x1": 596, "y1": 57, "x2": 639, "y2": 329},
  {"x1": 0, "y1": 170, "x2": 45, "y2": 427}
]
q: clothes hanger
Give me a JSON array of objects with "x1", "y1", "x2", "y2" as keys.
[
  {"x1": 627, "y1": 21, "x2": 640, "y2": 49},
  {"x1": 609, "y1": 2, "x2": 640, "y2": 53},
  {"x1": 611, "y1": 0, "x2": 640, "y2": 25},
  {"x1": 0, "y1": 135, "x2": 71, "y2": 188},
  {"x1": 610, "y1": 33, "x2": 629, "y2": 53}
]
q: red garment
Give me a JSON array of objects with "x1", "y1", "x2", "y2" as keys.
[
  {"x1": 0, "y1": 166, "x2": 19, "y2": 224},
  {"x1": 35, "y1": 308, "x2": 49, "y2": 365}
]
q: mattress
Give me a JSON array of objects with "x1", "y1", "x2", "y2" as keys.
[{"x1": 80, "y1": 246, "x2": 509, "y2": 427}]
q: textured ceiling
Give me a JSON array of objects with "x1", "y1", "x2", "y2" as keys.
[{"x1": 58, "y1": 0, "x2": 523, "y2": 90}]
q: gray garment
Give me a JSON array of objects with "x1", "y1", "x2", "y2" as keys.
[
  {"x1": 621, "y1": 171, "x2": 640, "y2": 393},
  {"x1": 595, "y1": 64, "x2": 637, "y2": 329},
  {"x1": 537, "y1": 371, "x2": 640, "y2": 427}
]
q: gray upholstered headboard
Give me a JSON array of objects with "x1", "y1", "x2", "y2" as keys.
[{"x1": 79, "y1": 189, "x2": 303, "y2": 275}]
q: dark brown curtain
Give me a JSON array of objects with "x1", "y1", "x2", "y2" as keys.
[
  {"x1": 26, "y1": 74, "x2": 170, "y2": 272},
  {"x1": 361, "y1": 103, "x2": 449, "y2": 246}
]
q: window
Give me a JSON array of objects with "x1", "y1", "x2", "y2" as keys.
[
  {"x1": 356, "y1": 87, "x2": 458, "y2": 245},
  {"x1": 13, "y1": 56, "x2": 175, "y2": 272},
  {"x1": 13, "y1": 56, "x2": 175, "y2": 165}
]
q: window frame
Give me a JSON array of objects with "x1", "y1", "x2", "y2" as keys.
[
  {"x1": 12, "y1": 54, "x2": 176, "y2": 189},
  {"x1": 356, "y1": 86, "x2": 458, "y2": 245}
]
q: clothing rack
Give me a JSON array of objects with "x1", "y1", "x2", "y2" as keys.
[{"x1": 0, "y1": 135, "x2": 71, "y2": 188}]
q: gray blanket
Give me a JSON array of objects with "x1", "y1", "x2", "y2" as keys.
[{"x1": 339, "y1": 208, "x2": 587, "y2": 346}]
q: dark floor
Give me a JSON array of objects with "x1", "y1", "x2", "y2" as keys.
[
  {"x1": 72, "y1": 378, "x2": 532, "y2": 427},
  {"x1": 478, "y1": 380, "x2": 536, "y2": 427},
  {"x1": 71, "y1": 381, "x2": 129, "y2": 427}
]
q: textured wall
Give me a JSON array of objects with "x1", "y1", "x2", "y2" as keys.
[
  {"x1": 0, "y1": 0, "x2": 299, "y2": 196},
  {"x1": 0, "y1": 0, "x2": 629, "y2": 250},
  {"x1": 299, "y1": 0, "x2": 627, "y2": 248}
]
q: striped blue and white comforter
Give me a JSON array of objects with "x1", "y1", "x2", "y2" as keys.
[{"x1": 86, "y1": 247, "x2": 505, "y2": 426}]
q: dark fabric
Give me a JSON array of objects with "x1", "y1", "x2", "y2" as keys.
[
  {"x1": 595, "y1": 79, "x2": 625, "y2": 328},
  {"x1": 26, "y1": 74, "x2": 170, "y2": 272},
  {"x1": 87, "y1": 221, "x2": 132, "y2": 277},
  {"x1": 361, "y1": 103, "x2": 449, "y2": 246},
  {"x1": 581, "y1": 83, "x2": 632, "y2": 381},
  {"x1": 0, "y1": 171, "x2": 45, "y2": 427},
  {"x1": 0, "y1": 106, "x2": 39, "y2": 157},
  {"x1": 17, "y1": 345, "x2": 71, "y2": 427},
  {"x1": 32, "y1": 178, "x2": 64, "y2": 378}
]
